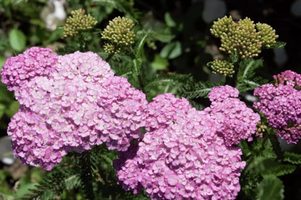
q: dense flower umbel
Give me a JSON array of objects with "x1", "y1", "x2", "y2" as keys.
[
  {"x1": 101, "y1": 16, "x2": 135, "y2": 54},
  {"x1": 206, "y1": 86, "x2": 260, "y2": 146},
  {"x1": 2, "y1": 47, "x2": 148, "y2": 170},
  {"x1": 256, "y1": 23, "x2": 278, "y2": 48},
  {"x1": 254, "y1": 70, "x2": 301, "y2": 144},
  {"x1": 145, "y1": 93, "x2": 192, "y2": 131},
  {"x1": 210, "y1": 16, "x2": 278, "y2": 58},
  {"x1": 1, "y1": 47, "x2": 57, "y2": 91},
  {"x1": 208, "y1": 60, "x2": 235, "y2": 76},
  {"x1": 114, "y1": 93, "x2": 246, "y2": 200},
  {"x1": 8, "y1": 106, "x2": 68, "y2": 171},
  {"x1": 63, "y1": 9, "x2": 97, "y2": 37}
]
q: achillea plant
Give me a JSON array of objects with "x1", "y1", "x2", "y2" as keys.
[{"x1": 2, "y1": 12, "x2": 300, "y2": 200}]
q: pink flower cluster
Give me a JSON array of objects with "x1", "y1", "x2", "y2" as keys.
[
  {"x1": 1, "y1": 47, "x2": 57, "y2": 92},
  {"x1": 254, "y1": 70, "x2": 301, "y2": 144},
  {"x1": 205, "y1": 86, "x2": 260, "y2": 146},
  {"x1": 114, "y1": 93, "x2": 246, "y2": 200},
  {"x1": 3, "y1": 47, "x2": 253, "y2": 199},
  {"x1": 2, "y1": 47, "x2": 148, "y2": 170}
]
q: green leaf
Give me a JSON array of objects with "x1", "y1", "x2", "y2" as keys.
[
  {"x1": 230, "y1": 51, "x2": 239, "y2": 63},
  {"x1": 44, "y1": 29, "x2": 64, "y2": 44},
  {"x1": 236, "y1": 58, "x2": 268, "y2": 92},
  {"x1": 160, "y1": 41, "x2": 182, "y2": 59},
  {"x1": 9, "y1": 29, "x2": 26, "y2": 52},
  {"x1": 256, "y1": 176, "x2": 284, "y2": 200},
  {"x1": 135, "y1": 31, "x2": 150, "y2": 59},
  {"x1": 5, "y1": 101, "x2": 20, "y2": 118},
  {"x1": 283, "y1": 152, "x2": 301, "y2": 164},
  {"x1": 269, "y1": 41, "x2": 286, "y2": 49},
  {"x1": 164, "y1": 12, "x2": 176, "y2": 28},
  {"x1": 0, "y1": 57, "x2": 7, "y2": 68},
  {"x1": 151, "y1": 55, "x2": 169, "y2": 70},
  {"x1": 0, "y1": 103, "x2": 5, "y2": 119},
  {"x1": 179, "y1": 81, "x2": 220, "y2": 99},
  {"x1": 152, "y1": 32, "x2": 175, "y2": 43}
]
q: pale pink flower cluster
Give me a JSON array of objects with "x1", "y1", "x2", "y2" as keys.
[
  {"x1": 1, "y1": 47, "x2": 57, "y2": 92},
  {"x1": 114, "y1": 93, "x2": 246, "y2": 200},
  {"x1": 2, "y1": 47, "x2": 148, "y2": 170},
  {"x1": 205, "y1": 85, "x2": 261, "y2": 146},
  {"x1": 254, "y1": 70, "x2": 301, "y2": 144}
]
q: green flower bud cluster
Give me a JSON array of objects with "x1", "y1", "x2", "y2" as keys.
[
  {"x1": 256, "y1": 124, "x2": 267, "y2": 137},
  {"x1": 63, "y1": 9, "x2": 97, "y2": 37},
  {"x1": 256, "y1": 23, "x2": 279, "y2": 48},
  {"x1": 103, "y1": 43, "x2": 121, "y2": 55},
  {"x1": 209, "y1": 60, "x2": 235, "y2": 76},
  {"x1": 101, "y1": 16, "x2": 135, "y2": 54},
  {"x1": 210, "y1": 16, "x2": 278, "y2": 58},
  {"x1": 210, "y1": 16, "x2": 234, "y2": 38}
]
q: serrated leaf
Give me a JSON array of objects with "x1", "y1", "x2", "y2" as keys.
[
  {"x1": 236, "y1": 58, "x2": 267, "y2": 92},
  {"x1": 269, "y1": 41, "x2": 286, "y2": 49},
  {"x1": 160, "y1": 41, "x2": 182, "y2": 59},
  {"x1": 230, "y1": 51, "x2": 239, "y2": 63},
  {"x1": 180, "y1": 81, "x2": 220, "y2": 99},
  {"x1": 284, "y1": 152, "x2": 301, "y2": 164},
  {"x1": 9, "y1": 29, "x2": 26, "y2": 52},
  {"x1": 256, "y1": 176, "x2": 284, "y2": 200}
]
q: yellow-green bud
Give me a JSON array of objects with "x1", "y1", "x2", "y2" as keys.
[
  {"x1": 103, "y1": 43, "x2": 121, "y2": 54},
  {"x1": 63, "y1": 9, "x2": 97, "y2": 37},
  {"x1": 210, "y1": 16, "x2": 234, "y2": 38},
  {"x1": 209, "y1": 60, "x2": 235, "y2": 76},
  {"x1": 212, "y1": 16, "x2": 264, "y2": 58},
  {"x1": 256, "y1": 23, "x2": 279, "y2": 48},
  {"x1": 101, "y1": 16, "x2": 135, "y2": 47}
]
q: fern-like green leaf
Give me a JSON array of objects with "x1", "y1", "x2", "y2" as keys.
[
  {"x1": 269, "y1": 41, "x2": 286, "y2": 49},
  {"x1": 236, "y1": 58, "x2": 268, "y2": 92},
  {"x1": 179, "y1": 81, "x2": 220, "y2": 99},
  {"x1": 262, "y1": 164, "x2": 296, "y2": 177},
  {"x1": 283, "y1": 152, "x2": 301, "y2": 164},
  {"x1": 144, "y1": 74, "x2": 193, "y2": 98},
  {"x1": 22, "y1": 171, "x2": 65, "y2": 200},
  {"x1": 268, "y1": 134, "x2": 283, "y2": 160}
]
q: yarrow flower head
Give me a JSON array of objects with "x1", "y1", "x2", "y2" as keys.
[
  {"x1": 1, "y1": 47, "x2": 57, "y2": 91},
  {"x1": 208, "y1": 85, "x2": 239, "y2": 102},
  {"x1": 145, "y1": 93, "x2": 192, "y2": 131},
  {"x1": 114, "y1": 93, "x2": 246, "y2": 200},
  {"x1": 2, "y1": 47, "x2": 148, "y2": 170},
  {"x1": 210, "y1": 16, "x2": 278, "y2": 58},
  {"x1": 63, "y1": 8, "x2": 97, "y2": 37},
  {"x1": 205, "y1": 85, "x2": 260, "y2": 146},
  {"x1": 256, "y1": 23, "x2": 278, "y2": 48},
  {"x1": 101, "y1": 16, "x2": 135, "y2": 54},
  {"x1": 254, "y1": 70, "x2": 301, "y2": 144},
  {"x1": 208, "y1": 60, "x2": 235, "y2": 77}
]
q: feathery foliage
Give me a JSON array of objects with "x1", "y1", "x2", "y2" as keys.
[{"x1": 236, "y1": 58, "x2": 268, "y2": 93}]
